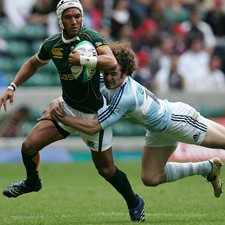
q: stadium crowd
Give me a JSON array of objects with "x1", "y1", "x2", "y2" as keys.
[
  {"x1": 0, "y1": 0, "x2": 225, "y2": 92},
  {"x1": 0, "y1": 0, "x2": 225, "y2": 137}
]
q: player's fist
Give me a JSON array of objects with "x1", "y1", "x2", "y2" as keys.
[
  {"x1": 0, "y1": 89, "x2": 15, "y2": 111},
  {"x1": 68, "y1": 50, "x2": 81, "y2": 65}
]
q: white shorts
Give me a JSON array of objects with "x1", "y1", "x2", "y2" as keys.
[
  {"x1": 145, "y1": 102, "x2": 208, "y2": 148},
  {"x1": 57, "y1": 97, "x2": 112, "y2": 151}
]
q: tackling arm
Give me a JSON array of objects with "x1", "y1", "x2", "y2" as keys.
[
  {"x1": 56, "y1": 115, "x2": 101, "y2": 135},
  {"x1": 96, "y1": 45, "x2": 117, "y2": 72}
]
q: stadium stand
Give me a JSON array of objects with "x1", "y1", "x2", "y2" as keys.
[{"x1": 1, "y1": 0, "x2": 225, "y2": 160}]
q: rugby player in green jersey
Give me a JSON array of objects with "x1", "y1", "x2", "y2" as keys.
[{"x1": 0, "y1": 0, "x2": 144, "y2": 221}]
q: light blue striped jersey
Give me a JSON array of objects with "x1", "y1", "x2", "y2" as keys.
[{"x1": 98, "y1": 76, "x2": 171, "y2": 131}]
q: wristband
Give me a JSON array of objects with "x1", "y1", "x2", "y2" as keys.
[
  {"x1": 7, "y1": 82, "x2": 17, "y2": 92},
  {"x1": 80, "y1": 55, "x2": 97, "y2": 67},
  {"x1": 7, "y1": 86, "x2": 15, "y2": 91},
  {"x1": 10, "y1": 82, "x2": 17, "y2": 90}
]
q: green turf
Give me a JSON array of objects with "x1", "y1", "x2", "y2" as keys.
[{"x1": 0, "y1": 161, "x2": 224, "y2": 225}]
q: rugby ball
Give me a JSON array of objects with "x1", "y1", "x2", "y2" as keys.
[{"x1": 71, "y1": 40, "x2": 97, "y2": 82}]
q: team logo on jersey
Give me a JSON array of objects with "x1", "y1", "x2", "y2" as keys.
[{"x1": 52, "y1": 48, "x2": 63, "y2": 58}]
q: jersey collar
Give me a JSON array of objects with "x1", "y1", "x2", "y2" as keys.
[
  {"x1": 109, "y1": 77, "x2": 128, "y2": 94},
  {"x1": 61, "y1": 32, "x2": 80, "y2": 44}
]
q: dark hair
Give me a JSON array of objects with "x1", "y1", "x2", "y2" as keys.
[
  {"x1": 186, "y1": 30, "x2": 204, "y2": 48},
  {"x1": 109, "y1": 42, "x2": 137, "y2": 75}
]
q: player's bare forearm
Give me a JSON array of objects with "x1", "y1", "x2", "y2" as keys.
[
  {"x1": 97, "y1": 55, "x2": 117, "y2": 71},
  {"x1": 96, "y1": 45, "x2": 117, "y2": 71},
  {"x1": 0, "y1": 55, "x2": 45, "y2": 111},
  {"x1": 58, "y1": 115, "x2": 101, "y2": 135},
  {"x1": 13, "y1": 55, "x2": 45, "y2": 86}
]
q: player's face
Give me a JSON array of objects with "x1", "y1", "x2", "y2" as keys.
[
  {"x1": 104, "y1": 66, "x2": 126, "y2": 89},
  {"x1": 62, "y1": 8, "x2": 82, "y2": 38}
]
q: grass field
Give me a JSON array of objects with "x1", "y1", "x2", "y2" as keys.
[{"x1": 0, "y1": 161, "x2": 224, "y2": 225}]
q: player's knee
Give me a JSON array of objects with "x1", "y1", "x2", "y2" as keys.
[
  {"x1": 22, "y1": 139, "x2": 37, "y2": 155},
  {"x1": 97, "y1": 166, "x2": 116, "y2": 179},
  {"x1": 141, "y1": 173, "x2": 162, "y2": 187}
]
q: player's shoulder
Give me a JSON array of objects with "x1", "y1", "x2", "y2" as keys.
[
  {"x1": 46, "y1": 33, "x2": 61, "y2": 42},
  {"x1": 116, "y1": 78, "x2": 133, "y2": 104},
  {"x1": 78, "y1": 26, "x2": 107, "y2": 47},
  {"x1": 41, "y1": 33, "x2": 61, "y2": 47},
  {"x1": 126, "y1": 77, "x2": 146, "y2": 99},
  {"x1": 79, "y1": 26, "x2": 100, "y2": 37}
]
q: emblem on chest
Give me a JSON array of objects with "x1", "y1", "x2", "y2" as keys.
[{"x1": 52, "y1": 48, "x2": 63, "y2": 59}]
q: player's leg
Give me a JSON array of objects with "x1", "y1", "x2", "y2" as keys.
[
  {"x1": 165, "y1": 102, "x2": 223, "y2": 197},
  {"x1": 142, "y1": 146, "x2": 216, "y2": 187},
  {"x1": 91, "y1": 148, "x2": 136, "y2": 207},
  {"x1": 201, "y1": 118, "x2": 225, "y2": 149},
  {"x1": 58, "y1": 99, "x2": 145, "y2": 221},
  {"x1": 141, "y1": 146, "x2": 175, "y2": 186},
  {"x1": 91, "y1": 148, "x2": 145, "y2": 222},
  {"x1": 142, "y1": 129, "x2": 217, "y2": 190},
  {"x1": 80, "y1": 124, "x2": 144, "y2": 222},
  {"x1": 21, "y1": 119, "x2": 68, "y2": 181},
  {"x1": 197, "y1": 118, "x2": 225, "y2": 197},
  {"x1": 3, "y1": 119, "x2": 68, "y2": 198}
]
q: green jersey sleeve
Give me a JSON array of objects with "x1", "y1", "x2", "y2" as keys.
[
  {"x1": 36, "y1": 38, "x2": 52, "y2": 63},
  {"x1": 79, "y1": 27, "x2": 108, "y2": 48}
]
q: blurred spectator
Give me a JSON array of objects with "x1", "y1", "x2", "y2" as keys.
[
  {"x1": 214, "y1": 45, "x2": 225, "y2": 73},
  {"x1": 148, "y1": 0, "x2": 166, "y2": 29},
  {"x1": 28, "y1": 0, "x2": 59, "y2": 35},
  {"x1": 3, "y1": 0, "x2": 35, "y2": 30},
  {"x1": 0, "y1": 0, "x2": 5, "y2": 17},
  {"x1": 110, "y1": 0, "x2": 130, "y2": 40},
  {"x1": 155, "y1": 53, "x2": 185, "y2": 92},
  {"x1": 158, "y1": 34, "x2": 175, "y2": 71},
  {"x1": 148, "y1": 33, "x2": 176, "y2": 80},
  {"x1": 181, "y1": 4, "x2": 216, "y2": 51},
  {"x1": 177, "y1": 32, "x2": 210, "y2": 91},
  {"x1": 0, "y1": 105, "x2": 30, "y2": 137},
  {"x1": 129, "y1": 0, "x2": 152, "y2": 28},
  {"x1": 164, "y1": 0, "x2": 189, "y2": 26},
  {"x1": 99, "y1": 26, "x2": 112, "y2": 42},
  {"x1": 171, "y1": 23, "x2": 188, "y2": 54},
  {"x1": 82, "y1": 0, "x2": 102, "y2": 30},
  {"x1": 204, "y1": 0, "x2": 225, "y2": 38},
  {"x1": 133, "y1": 50, "x2": 154, "y2": 89},
  {"x1": 117, "y1": 24, "x2": 133, "y2": 42},
  {"x1": 132, "y1": 19, "x2": 160, "y2": 52},
  {"x1": 203, "y1": 54, "x2": 225, "y2": 91}
]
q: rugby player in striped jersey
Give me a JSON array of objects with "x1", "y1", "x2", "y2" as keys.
[{"x1": 51, "y1": 42, "x2": 224, "y2": 199}]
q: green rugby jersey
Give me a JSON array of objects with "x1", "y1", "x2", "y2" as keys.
[{"x1": 37, "y1": 27, "x2": 108, "y2": 113}]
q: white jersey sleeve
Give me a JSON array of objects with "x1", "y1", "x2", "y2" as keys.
[{"x1": 97, "y1": 82, "x2": 133, "y2": 129}]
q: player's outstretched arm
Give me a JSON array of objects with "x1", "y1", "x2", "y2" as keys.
[
  {"x1": 68, "y1": 45, "x2": 117, "y2": 72},
  {"x1": 96, "y1": 45, "x2": 117, "y2": 72},
  {"x1": 0, "y1": 55, "x2": 46, "y2": 111},
  {"x1": 59, "y1": 115, "x2": 101, "y2": 135},
  {"x1": 50, "y1": 101, "x2": 101, "y2": 135}
]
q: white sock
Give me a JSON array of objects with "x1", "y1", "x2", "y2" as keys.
[{"x1": 165, "y1": 161, "x2": 212, "y2": 182}]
